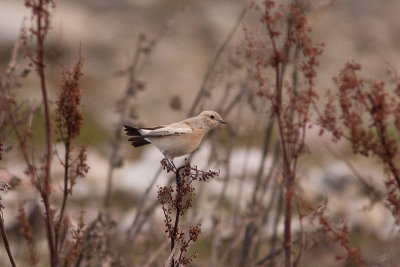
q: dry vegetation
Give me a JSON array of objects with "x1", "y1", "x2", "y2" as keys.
[{"x1": 0, "y1": 0, "x2": 400, "y2": 266}]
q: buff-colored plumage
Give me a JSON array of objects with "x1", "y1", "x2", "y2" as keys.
[{"x1": 123, "y1": 111, "x2": 227, "y2": 159}]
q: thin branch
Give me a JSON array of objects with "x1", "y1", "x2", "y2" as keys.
[
  {"x1": 0, "y1": 214, "x2": 17, "y2": 267},
  {"x1": 170, "y1": 166, "x2": 185, "y2": 253},
  {"x1": 58, "y1": 139, "x2": 70, "y2": 223},
  {"x1": 104, "y1": 35, "x2": 151, "y2": 208},
  {"x1": 30, "y1": 0, "x2": 56, "y2": 264},
  {"x1": 0, "y1": 181, "x2": 17, "y2": 267},
  {"x1": 189, "y1": 7, "x2": 247, "y2": 116},
  {"x1": 124, "y1": 166, "x2": 163, "y2": 248},
  {"x1": 327, "y1": 146, "x2": 382, "y2": 202},
  {"x1": 142, "y1": 241, "x2": 169, "y2": 267}
]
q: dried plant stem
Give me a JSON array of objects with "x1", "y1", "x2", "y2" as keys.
[
  {"x1": 252, "y1": 119, "x2": 275, "y2": 205},
  {"x1": 0, "y1": 213, "x2": 17, "y2": 267},
  {"x1": 268, "y1": 187, "x2": 284, "y2": 267},
  {"x1": 59, "y1": 139, "x2": 70, "y2": 219},
  {"x1": 268, "y1": 18, "x2": 295, "y2": 264},
  {"x1": 104, "y1": 37, "x2": 143, "y2": 208},
  {"x1": 104, "y1": 102, "x2": 125, "y2": 208},
  {"x1": 32, "y1": 0, "x2": 56, "y2": 264},
  {"x1": 328, "y1": 146, "x2": 382, "y2": 201},
  {"x1": 37, "y1": 22, "x2": 52, "y2": 197},
  {"x1": 104, "y1": 144, "x2": 118, "y2": 208},
  {"x1": 55, "y1": 138, "x2": 71, "y2": 253},
  {"x1": 189, "y1": 7, "x2": 247, "y2": 116},
  {"x1": 170, "y1": 167, "x2": 184, "y2": 254},
  {"x1": 273, "y1": 62, "x2": 294, "y2": 267},
  {"x1": 376, "y1": 122, "x2": 400, "y2": 190},
  {"x1": 41, "y1": 196, "x2": 56, "y2": 266},
  {"x1": 124, "y1": 167, "x2": 162, "y2": 246},
  {"x1": 171, "y1": 206, "x2": 181, "y2": 253},
  {"x1": 293, "y1": 198, "x2": 305, "y2": 267},
  {"x1": 143, "y1": 241, "x2": 169, "y2": 267},
  {"x1": 252, "y1": 143, "x2": 281, "y2": 260},
  {"x1": 239, "y1": 120, "x2": 275, "y2": 265}
]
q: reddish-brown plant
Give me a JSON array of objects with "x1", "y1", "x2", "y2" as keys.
[
  {"x1": 318, "y1": 61, "x2": 400, "y2": 225},
  {"x1": 23, "y1": 0, "x2": 57, "y2": 264},
  {"x1": 308, "y1": 200, "x2": 366, "y2": 266},
  {"x1": 246, "y1": 1, "x2": 324, "y2": 265},
  {"x1": 17, "y1": 204, "x2": 39, "y2": 265},
  {"x1": 158, "y1": 160, "x2": 219, "y2": 266},
  {"x1": 0, "y1": 180, "x2": 17, "y2": 267},
  {"x1": 55, "y1": 54, "x2": 84, "y2": 143},
  {"x1": 60, "y1": 211, "x2": 85, "y2": 267},
  {"x1": 54, "y1": 52, "x2": 87, "y2": 227},
  {"x1": 0, "y1": 137, "x2": 2, "y2": 160}
]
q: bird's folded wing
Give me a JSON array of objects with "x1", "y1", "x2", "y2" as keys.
[{"x1": 141, "y1": 125, "x2": 192, "y2": 137}]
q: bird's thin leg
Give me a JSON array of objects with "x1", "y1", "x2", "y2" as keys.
[
  {"x1": 162, "y1": 153, "x2": 176, "y2": 170},
  {"x1": 186, "y1": 154, "x2": 193, "y2": 166},
  {"x1": 169, "y1": 159, "x2": 177, "y2": 170}
]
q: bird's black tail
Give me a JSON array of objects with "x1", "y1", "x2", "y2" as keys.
[{"x1": 123, "y1": 125, "x2": 151, "y2": 147}]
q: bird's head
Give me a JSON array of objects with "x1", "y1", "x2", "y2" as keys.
[{"x1": 198, "y1": 110, "x2": 228, "y2": 130}]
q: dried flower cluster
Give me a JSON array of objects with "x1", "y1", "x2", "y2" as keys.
[
  {"x1": 54, "y1": 52, "x2": 88, "y2": 204},
  {"x1": 53, "y1": 54, "x2": 89, "y2": 266},
  {"x1": 246, "y1": 1, "x2": 324, "y2": 265},
  {"x1": 78, "y1": 214, "x2": 126, "y2": 266},
  {"x1": 318, "y1": 61, "x2": 400, "y2": 224},
  {"x1": 158, "y1": 160, "x2": 219, "y2": 266},
  {"x1": 17, "y1": 204, "x2": 39, "y2": 265},
  {"x1": 177, "y1": 224, "x2": 201, "y2": 265},
  {"x1": 59, "y1": 212, "x2": 85, "y2": 266},
  {"x1": 67, "y1": 146, "x2": 89, "y2": 194},
  {"x1": 308, "y1": 200, "x2": 365, "y2": 266},
  {"x1": 0, "y1": 181, "x2": 11, "y2": 211},
  {"x1": 55, "y1": 54, "x2": 84, "y2": 143}
]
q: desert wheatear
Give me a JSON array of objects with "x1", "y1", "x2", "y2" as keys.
[{"x1": 123, "y1": 111, "x2": 227, "y2": 165}]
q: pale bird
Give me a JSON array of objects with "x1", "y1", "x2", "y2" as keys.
[{"x1": 123, "y1": 111, "x2": 227, "y2": 164}]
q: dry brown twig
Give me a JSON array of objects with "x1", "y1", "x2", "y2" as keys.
[
  {"x1": 245, "y1": 1, "x2": 324, "y2": 265},
  {"x1": 23, "y1": 0, "x2": 57, "y2": 265},
  {"x1": 158, "y1": 160, "x2": 219, "y2": 266},
  {"x1": 104, "y1": 34, "x2": 155, "y2": 209},
  {"x1": 54, "y1": 51, "x2": 88, "y2": 257},
  {"x1": 317, "y1": 61, "x2": 400, "y2": 225},
  {"x1": 0, "y1": 180, "x2": 17, "y2": 267}
]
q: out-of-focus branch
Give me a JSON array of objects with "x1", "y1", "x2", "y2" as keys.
[
  {"x1": 327, "y1": 146, "x2": 382, "y2": 203},
  {"x1": 54, "y1": 52, "x2": 86, "y2": 255},
  {"x1": 123, "y1": 166, "x2": 163, "y2": 248},
  {"x1": 189, "y1": 7, "x2": 247, "y2": 116},
  {"x1": 0, "y1": 181, "x2": 17, "y2": 267},
  {"x1": 24, "y1": 0, "x2": 56, "y2": 265},
  {"x1": 104, "y1": 34, "x2": 154, "y2": 208}
]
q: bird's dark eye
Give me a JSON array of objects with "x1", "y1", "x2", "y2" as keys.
[{"x1": 210, "y1": 115, "x2": 215, "y2": 119}]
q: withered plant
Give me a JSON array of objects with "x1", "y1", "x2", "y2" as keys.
[
  {"x1": 158, "y1": 159, "x2": 219, "y2": 266},
  {"x1": 318, "y1": 61, "x2": 400, "y2": 225},
  {"x1": 54, "y1": 51, "x2": 89, "y2": 260},
  {"x1": 0, "y1": 1, "x2": 89, "y2": 266},
  {"x1": 104, "y1": 34, "x2": 155, "y2": 208},
  {"x1": 244, "y1": 1, "x2": 324, "y2": 265},
  {"x1": 0, "y1": 180, "x2": 17, "y2": 267}
]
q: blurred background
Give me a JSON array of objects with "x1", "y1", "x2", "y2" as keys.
[{"x1": 1, "y1": 0, "x2": 400, "y2": 266}]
